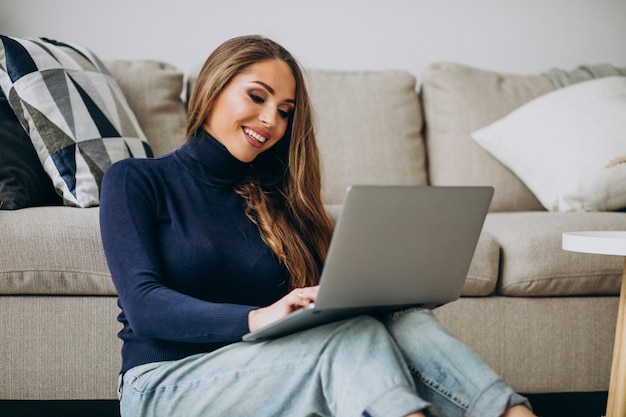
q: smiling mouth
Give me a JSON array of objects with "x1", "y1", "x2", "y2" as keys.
[{"x1": 243, "y1": 127, "x2": 268, "y2": 144}]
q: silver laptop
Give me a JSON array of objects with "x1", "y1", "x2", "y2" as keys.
[{"x1": 243, "y1": 185, "x2": 493, "y2": 342}]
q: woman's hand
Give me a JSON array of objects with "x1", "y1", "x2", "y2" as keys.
[{"x1": 248, "y1": 285, "x2": 319, "y2": 332}]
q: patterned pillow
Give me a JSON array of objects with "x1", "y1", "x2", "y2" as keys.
[{"x1": 0, "y1": 35, "x2": 153, "y2": 207}]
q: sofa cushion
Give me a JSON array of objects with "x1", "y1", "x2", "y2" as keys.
[
  {"x1": 0, "y1": 36, "x2": 152, "y2": 208},
  {"x1": 473, "y1": 77, "x2": 626, "y2": 212},
  {"x1": 0, "y1": 89, "x2": 62, "y2": 210},
  {"x1": 306, "y1": 70, "x2": 428, "y2": 204},
  {"x1": 483, "y1": 211, "x2": 626, "y2": 296},
  {"x1": 0, "y1": 207, "x2": 115, "y2": 295},
  {"x1": 105, "y1": 60, "x2": 187, "y2": 157},
  {"x1": 463, "y1": 232, "x2": 499, "y2": 296},
  {"x1": 421, "y1": 62, "x2": 554, "y2": 212}
]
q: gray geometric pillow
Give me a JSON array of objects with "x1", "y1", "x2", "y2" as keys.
[{"x1": 0, "y1": 35, "x2": 153, "y2": 207}]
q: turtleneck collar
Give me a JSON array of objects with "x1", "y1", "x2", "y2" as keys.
[{"x1": 178, "y1": 129, "x2": 250, "y2": 187}]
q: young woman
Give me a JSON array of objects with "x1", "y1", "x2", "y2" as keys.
[{"x1": 100, "y1": 35, "x2": 536, "y2": 417}]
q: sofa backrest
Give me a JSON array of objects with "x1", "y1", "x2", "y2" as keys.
[
  {"x1": 108, "y1": 59, "x2": 564, "y2": 212},
  {"x1": 420, "y1": 62, "x2": 554, "y2": 212},
  {"x1": 187, "y1": 67, "x2": 429, "y2": 205},
  {"x1": 106, "y1": 60, "x2": 187, "y2": 157},
  {"x1": 306, "y1": 70, "x2": 427, "y2": 204}
]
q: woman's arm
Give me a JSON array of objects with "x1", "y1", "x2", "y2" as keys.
[{"x1": 100, "y1": 159, "x2": 254, "y2": 343}]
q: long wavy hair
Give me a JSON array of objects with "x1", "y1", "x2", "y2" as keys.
[{"x1": 187, "y1": 35, "x2": 333, "y2": 289}]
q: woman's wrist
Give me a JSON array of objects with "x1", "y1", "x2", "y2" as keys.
[{"x1": 248, "y1": 308, "x2": 260, "y2": 332}]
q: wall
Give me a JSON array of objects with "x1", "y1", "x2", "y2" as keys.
[{"x1": 1, "y1": 0, "x2": 625, "y2": 79}]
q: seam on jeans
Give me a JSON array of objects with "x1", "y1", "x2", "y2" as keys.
[{"x1": 409, "y1": 365, "x2": 470, "y2": 410}]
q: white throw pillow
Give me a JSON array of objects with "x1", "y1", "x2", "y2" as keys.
[{"x1": 472, "y1": 76, "x2": 626, "y2": 212}]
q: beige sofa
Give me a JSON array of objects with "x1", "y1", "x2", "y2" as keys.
[{"x1": 1, "y1": 59, "x2": 625, "y2": 401}]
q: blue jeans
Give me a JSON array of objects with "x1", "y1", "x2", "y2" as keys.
[{"x1": 118, "y1": 310, "x2": 530, "y2": 417}]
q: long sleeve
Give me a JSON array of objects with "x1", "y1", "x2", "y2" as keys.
[
  {"x1": 100, "y1": 159, "x2": 254, "y2": 343},
  {"x1": 99, "y1": 132, "x2": 288, "y2": 373}
]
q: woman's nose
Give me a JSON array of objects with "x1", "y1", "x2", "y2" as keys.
[{"x1": 259, "y1": 107, "x2": 276, "y2": 127}]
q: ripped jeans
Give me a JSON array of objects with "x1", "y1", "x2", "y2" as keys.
[{"x1": 118, "y1": 309, "x2": 530, "y2": 417}]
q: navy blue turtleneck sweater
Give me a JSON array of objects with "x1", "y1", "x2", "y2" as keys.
[{"x1": 100, "y1": 130, "x2": 289, "y2": 374}]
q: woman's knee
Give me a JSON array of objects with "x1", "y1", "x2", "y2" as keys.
[
  {"x1": 348, "y1": 315, "x2": 402, "y2": 341},
  {"x1": 386, "y1": 308, "x2": 447, "y2": 334},
  {"x1": 321, "y1": 315, "x2": 399, "y2": 354},
  {"x1": 382, "y1": 308, "x2": 462, "y2": 355},
  {"x1": 344, "y1": 314, "x2": 386, "y2": 331}
]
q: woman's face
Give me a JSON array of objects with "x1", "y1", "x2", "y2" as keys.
[{"x1": 203, "y1": 59, "x2": 296, "y2": 163}]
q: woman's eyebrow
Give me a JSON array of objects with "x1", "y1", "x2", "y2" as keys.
[{"x1": 252, "y1": 81, "x2": 295, "y2": 104}]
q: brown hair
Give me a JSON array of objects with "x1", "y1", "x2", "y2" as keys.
[{"x1": 187, "y1": 35, "x2": 333, "y2": 289}]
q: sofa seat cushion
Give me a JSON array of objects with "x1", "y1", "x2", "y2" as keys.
[
  {"x1": 463, "y1": 232, "x2": 499, "y2": 296},
  {"x1": 484, "y1": 212, "x2": 626, "y2": 296},
  {"x1": 0, "y1": 207, "x2": 115, "y2": 295}
]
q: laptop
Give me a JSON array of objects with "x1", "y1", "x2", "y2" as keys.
[{"x1": 242, "y1": 185, "x2": 493, "y2": 342}]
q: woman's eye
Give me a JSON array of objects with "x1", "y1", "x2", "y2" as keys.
[
  {"x1": 248, "y1": 93, "x2": 264, "y2": 103},
  {"x1": 278, "y1": 109, "x2": 291, "y2": 119}
]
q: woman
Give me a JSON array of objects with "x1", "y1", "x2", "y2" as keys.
[{"x1": 100, "y1": 35, "x2": 536, "y2": 417}]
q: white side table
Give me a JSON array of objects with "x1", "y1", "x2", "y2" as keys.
[{"x1": 563, "y1": 231, "x2": 626, "y2": 417}]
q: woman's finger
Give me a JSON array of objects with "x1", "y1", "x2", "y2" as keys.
[{"x1": 293, "y1": 285, "x2": 318, "y2": 304}]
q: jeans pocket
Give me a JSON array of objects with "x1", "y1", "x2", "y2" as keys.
[{"x1": 122, "y1": 361, "x2": 166, "y2": 394}]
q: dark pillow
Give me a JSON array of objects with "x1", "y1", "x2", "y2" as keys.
[{"x1": 0, "y1": 89, "x2": 61, "y2": 210}]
